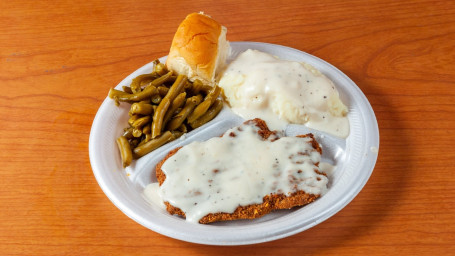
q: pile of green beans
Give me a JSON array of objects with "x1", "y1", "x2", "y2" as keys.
[{"x1": 109, "y1": 60, "x2": 223, "y2": 168}]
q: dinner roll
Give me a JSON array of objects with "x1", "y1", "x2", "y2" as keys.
[{"x1": 166, "y1": 12, "x2": 230, "y2": 85}]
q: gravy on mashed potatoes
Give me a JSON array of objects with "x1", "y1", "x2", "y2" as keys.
[{"x1": 219, "y1": 49, "x2": 349, "y2": 138}]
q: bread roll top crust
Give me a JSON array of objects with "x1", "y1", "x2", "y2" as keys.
[{"x1": 167, "y1": 13, "x2": 223, "y2": 84}]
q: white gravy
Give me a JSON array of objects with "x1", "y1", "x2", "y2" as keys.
[
  {"x1": 219, "y1": 49, "x2": 350, "y2": 138},
  {"x1": 143, "y1": 183, "x2": 166, "y2": 210},
  {"x1": 158, "y1": 121, "x2": 328, "y2": 223}
]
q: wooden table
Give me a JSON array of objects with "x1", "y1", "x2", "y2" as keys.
[{"x1": 1, "y1": 0, "x2": 454, "y2": 255}]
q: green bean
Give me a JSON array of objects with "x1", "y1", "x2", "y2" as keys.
[
  {"x1": 163, "y1": 92, "x2": 187, "y2": 125},
  {"x1": 140, "y1": 77, "x2": 159, "y2": 88},
  {"x1": 108, "y1": 85, "x2": 158, "y2": 102},
  {"x1": 186, "y1": 100, "x2": 210, "y2": 123},
  {"x1": 158, "y1": 86, "x2": 169, "y2": 97},
  {"x1": 190, "y1": 79, "x2": 203, "y2": 95},
  {"x1": 184, "y1": 80, "x2": 192, "y2": 91},
  {"x1": 112, "y1": 96, "x2": 120, "y2": 106},
  {"x1": 122, "y1": 86, "x2": 133, "y2": 94},
  {"x1": 130, "y1": 73, "x2": 159, "y2": 93},
  {"x1": 116, "y1": 136, "x2": 133, "y2": 168},
  {"x1": 130, "y1": 102, "x2": 154, "y2": 115},
  {"x1": 132, "y1": 128, "x2": 142, "y2": 138},
  {"x1": 149, "y1": 75, "x2": 186, "y2": 137},
  {"x1": 201, "y1": 84, "x2": 213, "y2": 94},
  {"x1": 128, "y1": 60, "x2": 162, "y2": 93},
  {"x1": 171, "y1": 131, "x2": 184, "y2": 139},
  {"x1": 163, "y1": 74, "x2": 187, "y2": 103},
  {"x1": 173, "y1": 107, "x2": 182, "y2": 114},
  {"x1": 187, "y1": 86, "x2": 221, "y2": 123},
  {"x1": 142, "y1": 124, "x2": 151, "y2": 135},
  {"x1": 151, "y1": 94, "x2": 162, "y2": 104},
  {"x1": 167, "y1": 95, "x2": 203, "y2": 131},
  {"x1": 132, "y1": 116, "x2": 150, "y2": 129},
  {"x1": 166, "y1": 75, "x2": 178, "y2": 84},
  {"x1": 133, "y1": 131, "x2": 174, "y2": 158},
  {"x1": 137, "y1": 133, "x2": 152, "y2": 147},
  {"x1": 206, "y1": 85, "x2": 222, "y2": 102},
  {"x1": 130, "y1": 139, "x2": 140, "y2": 147},
  {"x1": 148, "y1": 71, "x2": 173, "y2": 87},
  {"x1": 151, "y1": 97, "x2": 171, "y2": 138},
  {"x1": 123, "y1": 127, "x2": 134, "y2": 140},
  {"x1": 125, "y1": 70, "x2": 173, "y2": 96},
  {"x1": 128, "y1": 114, "x2": 141, "y2": 126},
  {"x1": 154, "y1": 63, "x2": 167, "y2": 76},
  {"x1": 173, "y1": 92, "x2": 187, "y2": 107},
  {"x1": 139, "y1": 99, "x2": 151, "y2": 104},
  {"x1": 177, "y1": 123, "x2": 187, "y2": 133},
  {"x1": 189, "y1": 99, "x2": 223, "y2": 129}
]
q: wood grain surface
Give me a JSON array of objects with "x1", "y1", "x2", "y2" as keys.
[{"x1": 1, "y1": 0, "x2": 454, "y2": 255}]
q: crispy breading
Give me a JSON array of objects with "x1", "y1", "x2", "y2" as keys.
[{"x1": 155, "y1": 118, "x2": 324, "y2": 224}]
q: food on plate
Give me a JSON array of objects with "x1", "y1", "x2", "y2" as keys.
[
  {"x1": 108, "y1": 12, "x2": 230, "y2": 167},
  {"x1": 219, "y1": 49, "x2": 350, "y2": 137},
  {"x1": 166, "y1": 12, "x2": 230, "y2": 85},
  {"x1": 116, "y1": 136, "x2": 133, "y2": 168},
  {"x1": 188, "y1": 98, "x2": 223, "y2": 129},
  {"x1": 108, "y1": 60, "x2": 223, "y2": 167},
  {"x1": 155, "y1": 118, "x2": 328, "y2": 224}
]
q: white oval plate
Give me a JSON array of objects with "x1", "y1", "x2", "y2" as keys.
[{"x1": 89, "y1": 42, "x2": 379, "y2": 245}]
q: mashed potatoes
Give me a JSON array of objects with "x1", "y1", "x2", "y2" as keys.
[{"x1": 219, "y1": 49, "x2": 349, "y2": 138}]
